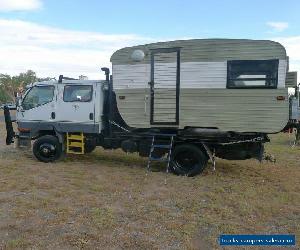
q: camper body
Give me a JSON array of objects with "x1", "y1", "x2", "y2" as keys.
[
  {"x1": 111, "y1": 39, "x2": 289, "y2": 133},
  {"x1": 4, "y1": 39, "x2": 298, "y2": 176}
]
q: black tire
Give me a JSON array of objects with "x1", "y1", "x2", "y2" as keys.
[
  {"x1": 33, "y1": 135, "x2": 63, "y2": 163},
  {"x1": 170, "y1": 144, "x2": 208, "y2": 177},
  {"x1": 84, "y1": 137, "x2": 97, "y2": 153},
  {"x1": 85, "y1": 143, "x2": 96, "y2": 153}
]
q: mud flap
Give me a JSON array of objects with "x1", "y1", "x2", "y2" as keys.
[
  {"x1": 257, "y1": 142, "x2": 265, "y2": 162},
  {"x1": 3, "y1": 106, "x2": 15, "y2": 145}
]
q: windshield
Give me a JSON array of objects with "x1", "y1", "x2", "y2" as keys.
[{"x1": 22, "y1": 85, "x2": 55, "y2": 110}]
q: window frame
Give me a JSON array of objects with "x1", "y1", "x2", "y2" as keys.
[
  {"x1": 226, "y1": 59, "x2": 279, "y2": 89},
  {"x1": 22, "y1": 85, "x2": 55, "y2": 110},
  {"x1": 63, "y1": 84, "x2": 93, "y2": 103}
]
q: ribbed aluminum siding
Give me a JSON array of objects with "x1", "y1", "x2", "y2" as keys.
[
  {"x1": 115, "y1": 88, "x2": 289, "y2": 133},
  {"x1": 285, "y1": 72, "x2": 297, "y2": 87},
  {"x1": 111, "y1": 39, "x2": 286, "y2": 65},
  {"x1": 113, "y1": 60, "x2": 287, "y2": 89},
  {"x1": 153, "y1": 52, "x2": 178, "y2": 123}
]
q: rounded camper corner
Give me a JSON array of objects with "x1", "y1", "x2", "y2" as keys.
[{"x1": 267, "y1": 39, "x2": 287, "y2": 58}]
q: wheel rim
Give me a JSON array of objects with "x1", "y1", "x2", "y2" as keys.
[
  {"x1": 39, "y1": 143, "x2": 56, "y2": 158},
  {"x1": 173, "y1": 150, "x2": 200, "y2": 173}
]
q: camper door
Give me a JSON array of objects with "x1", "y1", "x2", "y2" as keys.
[{"x1": 150, "y1": 48, "x2": 180, "y2": 125}]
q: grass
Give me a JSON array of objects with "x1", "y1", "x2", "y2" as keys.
[{"x1": 0, "y1": 121, "x2": 299, "y2": 249}]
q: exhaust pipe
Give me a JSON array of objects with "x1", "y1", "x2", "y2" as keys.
[{"x1": 101, "y1": 67, "x2": 110, "y2": 82}]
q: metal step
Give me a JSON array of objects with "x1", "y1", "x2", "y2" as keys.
[
  {"x1": 68, "y1": 141, "x2": 85, "y2": 148},
  {"x1": 147, "y1": 135, "x2": 174, "y2": 175},
  {"x1": 66, "y1": 132, "x2": 84, "y2": 154},
  {"x1": 66, "y1": 150, "x2": 85, "y2": 155},
  {"x1": 149, "y1": 157, "x2": 169, "y2": 162},
  {"x1": 67, "y1": 134, "x2": 84, "y2": 141}
]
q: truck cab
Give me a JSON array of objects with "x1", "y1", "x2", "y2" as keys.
[
  {"x1": 7, "y1": 77, "x2": 107, "y2": 162},
  {"x1": 17, "y1": 79, "x2": 106, "y2": 136}
]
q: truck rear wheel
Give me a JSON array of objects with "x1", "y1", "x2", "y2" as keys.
[
  {"x1": 85, "y1": 143, "x2": 96, "y2": 153},
  {"x1": 33, "y1": 135, "x2": 63, "y2": 162},
  {"x1": 170, "y1": 144, "x2": 208, "y2": 177},
  {"x1": 84, "y1": 137, "x2": 97, "y2": 153}
]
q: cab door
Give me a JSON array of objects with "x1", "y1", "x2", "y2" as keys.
[
  {"x1": 56, "y1": 83, "x2": 95, "y2": 124},
  {"x1": 18, "y1": 84, "x2": 57, "y2": 122}
]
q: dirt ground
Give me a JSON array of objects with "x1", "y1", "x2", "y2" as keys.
[{"x1": 0, "y1": 119, "x2": 299, "y2": 249}]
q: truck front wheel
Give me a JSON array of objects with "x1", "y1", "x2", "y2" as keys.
[
  {"x1": 170, "y1": 144, "x2": 208, "y2": 177},
  {"x1": 33, "y1": 135, "x2": 63, "y2": 162}
]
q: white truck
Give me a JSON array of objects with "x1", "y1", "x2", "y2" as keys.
[{"x1": 3, "y1": 39, "x2": 300, "y2": 176}]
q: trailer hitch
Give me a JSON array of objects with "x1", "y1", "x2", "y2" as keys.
[{"x1": 3, "y1": 106, "x2": 15, "y2": 145}]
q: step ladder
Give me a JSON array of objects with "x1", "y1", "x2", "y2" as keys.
[
  {"x1": 147, "y1": 134, "x2": 174, "y2": 174},
  {"x1": 66, "y1": 132, "x2": 85, "y2": 154}
]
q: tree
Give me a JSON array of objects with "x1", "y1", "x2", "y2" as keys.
[
  {"x1": 0, "y1": 74, "x2": 15, "y2": 101},
  {"x1": 0, "y1": 70, "x2": 38, "y2": 103}
]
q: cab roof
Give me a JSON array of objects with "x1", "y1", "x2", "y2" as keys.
[{"x1": 29, "y1": 79, "x2": 106, "y2": 87}]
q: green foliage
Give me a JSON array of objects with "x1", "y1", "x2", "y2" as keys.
[
  {"x1": 0, "y1": 70, "x2": 39, "y2": 103},
  {"x1": 0, "y1": 86, "x2": 10, "y2": 103}
]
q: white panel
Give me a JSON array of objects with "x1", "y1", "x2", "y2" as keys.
[
  {"x1": 113, "y1": 62, "x2": 227, "y2": 89},
  {"x1": 113, "y1": 64, "x2": 150, "y2": 89},
  {"x1": 113, "y1": 60, "x2": 287, "y2": 89},
  {"x1": 278, "y1": 59, "x2": 287, "y2": 88},
  {"x1": 181, "y1": 62, "x2": 227, "y2": 88}
]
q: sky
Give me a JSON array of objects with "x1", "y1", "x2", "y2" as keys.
[{"x1": 0, "y1": 0, "x2": 300, "y2": 79}]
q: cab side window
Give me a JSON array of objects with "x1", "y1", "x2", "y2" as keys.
[{"x1": 63, "y1": 85, "x2": 93, "y2": 102}]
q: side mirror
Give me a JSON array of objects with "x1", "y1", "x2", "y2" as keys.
[{"x1": 15, "y1": 97, "x2": 21, "y2": 107}]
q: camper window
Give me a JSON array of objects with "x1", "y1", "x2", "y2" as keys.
[
  {"x1": 63, "y1": 85, "x2": 93, "y2": 102},
  {"x1": 22, "y1": 85, "x2": 55, "y2": 110},
  {"x1": 227, "y1": 60, "x2": 278, "y2": 89}
]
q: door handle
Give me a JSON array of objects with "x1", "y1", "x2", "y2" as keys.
[
  {"x1": 89, "y1": 113, "x2": 94, "y2": 120},
  {"x1": 72, "y1": 104, "x2": 79, "y2": 110},
  {"x1": 144, "y1": 95, "x2": 149, "y2": 115},
  {"x1": 51, "y1": 112, "x2": 55, "y2": 119}
]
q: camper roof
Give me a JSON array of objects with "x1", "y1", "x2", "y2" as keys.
[{"x1": 111, "y1": 38, "x2": 286, "y2": 65}]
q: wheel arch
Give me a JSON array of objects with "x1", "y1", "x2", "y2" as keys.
[{"x1": 32, "y1": 128, "x2": 64, "y2": 143}]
